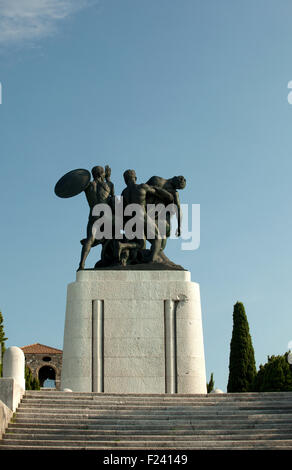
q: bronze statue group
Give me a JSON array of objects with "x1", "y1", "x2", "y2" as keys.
[{"x1": 55, "y1": 166, "x2": 186, "y2": 270}]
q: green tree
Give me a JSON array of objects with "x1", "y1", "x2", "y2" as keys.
[
  {"x1": 25, "y1": 366, "x2": 40, "y2": 391},
  {"x1": 0, "y1": 311, "x2": 8, "y2": 377},
  {"x1": 253, "y1": 353, "x2": 292, "y2": 392},
  {"x1": 207, "y1": 372, "x2": 215, "y2": 393},
  {"x1": 227, "y1": 302, "x2": 257, "y2": 393}
]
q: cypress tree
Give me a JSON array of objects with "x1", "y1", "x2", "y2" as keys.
[
  {"x1": 227, "y1": 302, "x2": 257, "y2": 392},
  {"x1": 207, "y1": 372, "x2": 215, "y2": 393},
  {"x1": 0, "y1": 312, "x2": 8, "y2": 377},
  {"x1": 25, "y1": 366, "x2": 40, "y2": 391}
]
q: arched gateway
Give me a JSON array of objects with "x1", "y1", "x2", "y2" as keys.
[{"x1": 21, "y1": 343, "x2": 63, "y2": 390}]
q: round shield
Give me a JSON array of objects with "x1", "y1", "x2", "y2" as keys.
[{"x1": 54, "y1": 168, "x2": 91, "y2": 198}]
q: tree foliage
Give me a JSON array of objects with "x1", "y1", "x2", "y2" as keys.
[
  {"x1": 207, "y1": 372, "x2": 215, "y2": 393},
  {"x1": 0, "y1": 311, "x2": 8, "y2": 377},
  {"x1": 227, "y1": 302, "x2": 257, "y2": 393},
  {"x1": 253, "y1": 353, "x2": 292, "y2": 392},
  {"x1": 25, "y1": 366, "x2": 40, "y2": 390}
]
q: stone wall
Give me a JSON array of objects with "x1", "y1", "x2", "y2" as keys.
[{"x1": 0, "y1": 399, "x2": 13, "y2": 438}]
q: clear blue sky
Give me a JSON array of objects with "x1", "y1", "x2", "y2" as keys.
[{"x1": 1, "y1": 0, "x2": 292, "y2": 391}]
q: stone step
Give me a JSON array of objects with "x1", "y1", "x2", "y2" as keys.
[
  {"x1": 0, "y1": 445, "x2": 290, "y2": 451},
  {"x1": 11, "y1": 419, "x2": 292, "y2": 430},
  {"x1": 21, "y1": 394, "x2": 292, "y2": 405},
  {"x1": 2, "y1": 444, "x2": 288, "y2": 453},
  {"x1": 24, "y1": 391, "x2": 292, "y2": 396},
  {"x1": 18, "y1": 399, "x2": 292, "y2": 409},
  {"x1": 13, "y1": 415, "x2": 291, "y2": 425},
  {"x1": 21, "y1": 395, "x2": 292, "y2": 404},
  {"x1": 18, "y1": 405, "x2": 292, "y2": 417},
  {"x1": 1, "y1": 438, "x2": 292, "y2": 450},
  {"x1": 23, "y1": 401, "x2": 287, "y2": 409},
  {"x1": 19, "y1": 396, "x2": 292, "y2": 406},
  {"x1": 7, "y1": 426, "x2": 292, "y2": 437},
  {"x1": 18, "y1": 391, "x2": 292, "y2": 402},
  {"x1": 15, "y1": 406, "x2": 292, "y2": 416},
  {"x1": 8, "y1": 421, "x2": 292, "y2": 431},
  {"x1": 19, "y1": 401, "x2": 292, "y2": 409},
  {"x1": 18, "y1": 398, "x2": 292, "y2": 408},
  {"x1": 14, "y1": 412, "x2": 292, "y2": 422},
  {"x1": 4, "y1": 429, "x2": 292, "y2": 440}
]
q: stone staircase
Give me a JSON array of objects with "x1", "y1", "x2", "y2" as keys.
[{"x1": 0, "y1": 391, "x2": 292, "y2": 450}]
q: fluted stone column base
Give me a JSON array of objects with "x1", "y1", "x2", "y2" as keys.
[{"x1": 60, "y1": 269, "x2": 207, "y2": 394}]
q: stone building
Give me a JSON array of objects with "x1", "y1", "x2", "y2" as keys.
[{"x1": 21, "y1": 343, "x2": 63, "y2": 390}]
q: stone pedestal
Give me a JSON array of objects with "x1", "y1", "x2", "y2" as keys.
[{"x1": 60, "y1": 270, "x2": 207, "y2": 394}]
